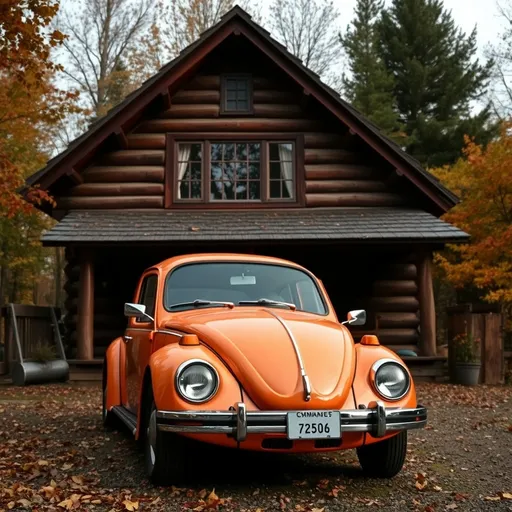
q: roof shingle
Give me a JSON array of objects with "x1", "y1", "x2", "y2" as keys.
[{"x1": 41, "y1": 208, "x2": 469, "y2": 245}]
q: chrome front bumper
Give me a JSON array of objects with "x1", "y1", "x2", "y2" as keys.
[{"x1": 157, "y1": 402, "x2": 427, "y2": 442}]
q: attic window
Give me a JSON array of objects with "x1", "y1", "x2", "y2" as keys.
[{"x1": 221, "y1": 74, "x2": 252, "y2": 114}]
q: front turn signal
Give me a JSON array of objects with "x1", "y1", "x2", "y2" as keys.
[
  {"x1": 179, "y1": 334, "x2": 200, "y2": 346},
  {"x1": 360, "y1": 335, "x2": 380, "y2": 346}
]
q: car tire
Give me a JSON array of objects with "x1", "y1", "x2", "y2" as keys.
[
  {"x1": 356, "y1": 431, "x2": 407, "y2": 478},
  {"x1": 144, "y1": 399, "x2": 187, "y2": 485}
]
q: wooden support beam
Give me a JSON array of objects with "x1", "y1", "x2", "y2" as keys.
[
  {"x1": 66, "y1": 168, "x2": 84, "y2": 184},
  {"x1": 417, "y1": 252, "x2": 436, "y2": 356},
  {"x1": 115, "y1": 129, "x2": 129, "y2": 149},
  {"x1": 76, "y1": 253, "x2": 94, "y2": 360},
  {"x1": 160, "y1": 90, "x2": 172, "y2": 110}
]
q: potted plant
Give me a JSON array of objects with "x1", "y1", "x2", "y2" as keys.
[{"x1": 452, "y1": 332, "x2": 481, "y2": 385}]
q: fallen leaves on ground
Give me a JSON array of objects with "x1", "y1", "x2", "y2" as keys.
[{"x1": 1, "y1": 382, "x2": 512, "y2": 511}]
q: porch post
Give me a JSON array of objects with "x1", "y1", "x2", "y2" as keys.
[
  {"x1": 76, "y1": 250, "x2": 94, "y2": 360},
  {"x1": 417, "y1": 252, "x2": 436, "y2": 356}
]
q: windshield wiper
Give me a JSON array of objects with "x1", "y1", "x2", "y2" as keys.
[
  {"x1": 238, "y1": 298, "x2": 297, "y2": 311},
  {"x1": 168, "y1": 299, "x2": 234, "y2": 310}
]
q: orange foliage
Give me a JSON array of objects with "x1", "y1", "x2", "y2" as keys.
[
  {"x1": 0, "y1": 1, "x2": 78, "y2": 217},
  {"x1": 432, "y1": 123, "x2": 512, "y2": 307}
]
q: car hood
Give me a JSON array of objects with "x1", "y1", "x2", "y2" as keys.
[{"x1": 164, "y1": 308, "x2": 355, "y2": 410}]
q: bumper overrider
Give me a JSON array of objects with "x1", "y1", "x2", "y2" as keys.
[{"x1": 157, "y1": 401, "x2": 427, "y2": 442}]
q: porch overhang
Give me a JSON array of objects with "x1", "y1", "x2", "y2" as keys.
[{"x1": 41, "y1": 207, "x2": 469, "y2": 246}]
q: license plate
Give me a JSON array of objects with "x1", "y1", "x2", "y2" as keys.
[{"x1": 287, "y1": 411, "x2": 341, "y2": 440}]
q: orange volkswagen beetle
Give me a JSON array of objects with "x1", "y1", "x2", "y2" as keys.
[{"x1": 103, "y1": 253, "x2": 427, "y2": 485}]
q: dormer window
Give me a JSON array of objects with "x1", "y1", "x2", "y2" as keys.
[{"x1": 221, "y1": 74, "x2": 253, "y2": 114}]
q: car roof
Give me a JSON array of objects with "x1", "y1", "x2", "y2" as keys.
[{"x1": 148, "y1": 253, "x2": 309, "y2": 275}]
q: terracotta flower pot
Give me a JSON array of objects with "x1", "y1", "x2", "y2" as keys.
[{"x1": 453, "y1": 362, "x2": 481, "y2": 386}]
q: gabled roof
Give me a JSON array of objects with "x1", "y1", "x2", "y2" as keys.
[{"x1": 25, "y1": 5, "x2": 459, "y2": 215}]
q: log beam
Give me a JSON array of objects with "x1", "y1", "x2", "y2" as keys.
[
  {"x1": 76, "y1": 253, "x2": 94, "y2": 360},
  {"x1": 417, "y1": 252, "x2": 436, "y2": 356}
]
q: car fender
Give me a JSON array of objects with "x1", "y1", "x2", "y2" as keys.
[
  {"x1": 352, "y1": 340, "x2": 417, "y2": 445},
  {"x1": 146, "y1": 343, "x2": 243, "y2": 412},
  {"x1": 104, "y1": 337, "x2": 125, "y2": 412}
]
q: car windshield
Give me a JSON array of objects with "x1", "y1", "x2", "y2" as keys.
[{"x1": 164, "y1": 262, "x2": 327, "y2": 315}]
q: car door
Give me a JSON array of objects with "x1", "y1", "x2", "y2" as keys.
[{"x1": 124, "y1": 272, "x2": 158, "y2": 414}]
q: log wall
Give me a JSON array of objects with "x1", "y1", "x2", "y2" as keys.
[{"x1": 55, "y1": 73, "x2": 404, "y2": 209}]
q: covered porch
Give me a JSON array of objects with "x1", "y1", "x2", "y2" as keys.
[{"x1": 41, "y1": 207, "x2": 469, "y2": 369}]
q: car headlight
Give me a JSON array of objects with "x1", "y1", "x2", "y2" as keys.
[
  {"x1": 371, "y1": 359, "x2": 410, "y2": 400},
  {"x1": 176, "y1": 360, "x2": 219, "y2": 403}
]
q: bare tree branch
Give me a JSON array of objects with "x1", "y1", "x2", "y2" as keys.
[
  {"x1": 269, "y1": 0, "x2": 341, "y2": 78},
  {"x1": 55, "y1": 0, "x2": 155, "y2": 117}
]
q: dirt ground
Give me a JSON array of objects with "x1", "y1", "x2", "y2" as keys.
[{"x1": 0, "y1": 382, "x2": 511, "y2": 512}]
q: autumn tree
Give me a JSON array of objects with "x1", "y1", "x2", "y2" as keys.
[
  {"x1": 378, "y1": 0, "x2": 495, "y2": 167},
  {"x1": 56, "y1": 0, "x2": 156, "y2": 120},
  {"x1": 340, "y1": 0, "x2": 402, "y2": 138},
  {"x1": 432, "y1": 124, "x2": 512, "y2": 316},
  {"x1": 0, "y1": 1, "x2": 77, "y2": 306},
  {"x1": 268, "y1": 0, "x2": 341, "y2": 79}
]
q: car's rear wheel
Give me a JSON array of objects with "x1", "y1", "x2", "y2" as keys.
[
  {"x1": 144, "y1": 399, "x2": 187, "y2": 485},
  {"x1": 356, "y1": 431, "x2": 407, "y2": 478}
]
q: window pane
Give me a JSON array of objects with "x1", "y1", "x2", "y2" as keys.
[
  {"x1": 249, "y1": 181, "x2": 260, "y2": 200},
  {"x1": 223, "y1": 77, "x2": 251, "y2": 112},
  {"x1": 269, "y1": 142, "x2": 280, "y2": 161},
  {"x1": 211, "y1": 143, "x2": 222, "y2": 161},
  {"x1": 283, "y1": 181, "x2": 294, "y2": 199},
  {"x1": 249, "y1": 162, "x2": 260, "y2": 179},
  {"x1": 189, "y1": 143, "x2": 202, "y2": 161},
  {"x1": 191, "y1": 181, "x2": 202, "y2": 198},
  {"x1": 223, "y1": 180, "x2": 235, "y2": 199},
  {"x1": 270, "y1": 161, "x2": 281, "y2": 180},
  {"x1": 236, "y1": 143, "x2": 247, "y2": 159},
  {"x1": 267, "y1": 142, "x2": 294, "y2": 201},
  {"x1": 180, "y1": 181, "x2": 190, "y2": 198},
  {"x1": 226, "y1": 79, "x2": 238, "y2": 90},
  {"x1": 191, "y1": 162, "x2": 202, "y2": 180},
  {"x1": 223, "y1": 143, "x2": 235, "y2": 160},
  {"x1": 236, "y1": 163, "x2": 247, "y2": 179},
  {"x1": 223, "y1": 162, "x2": 235, "y2": 180},
  {"x1": 269, "y1": 180, "x2": 281, "y2": 198},
  {"x1": 211, "y1": 181, "x2": 223, "y2": 200},
  {"x1": 235, "y1": 182, "x2": 247, "y2": 200},
  {"x1": 248, "y1": 143, "x2": 260, "y2": 161}
]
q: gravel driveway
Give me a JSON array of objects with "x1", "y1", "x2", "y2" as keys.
[{"x1": 0, "y1": 382, "x2": 511, "y2": 511}]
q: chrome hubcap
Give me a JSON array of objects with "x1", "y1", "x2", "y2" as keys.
[{"x1": 147, "y1": 409, "x2": 157, "y2": 469}]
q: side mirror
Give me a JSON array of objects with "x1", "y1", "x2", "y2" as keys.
[
  {"x1": 124, "y1": 303, "x2": 154, "y2": 322},
  {"x1": 342, "y1": 309, "x2": 366, "y2": 326}
]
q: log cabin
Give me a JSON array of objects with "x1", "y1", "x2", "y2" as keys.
[{"x1": 24, "y1": 6, "x2": 469, "y2": 371}]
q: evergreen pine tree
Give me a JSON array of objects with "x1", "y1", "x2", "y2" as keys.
[
  {"x1": 378, "y1": 0, "x2": 494, "y2": 167},
  {"x1": 341, "y1": 0, "x2": 403, "y2": 140}
]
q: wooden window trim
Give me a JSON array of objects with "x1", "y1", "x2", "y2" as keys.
[
  {"x1": 165, "y1": 133, "x2": 305, "y2": 209},
  {"x1": 220, "y1": 74, "x2": 254, "y2": 116}
]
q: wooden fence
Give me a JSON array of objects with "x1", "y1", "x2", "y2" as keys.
[{"x1": 447, "y1": 304, "x2": 504, "y2": 385}]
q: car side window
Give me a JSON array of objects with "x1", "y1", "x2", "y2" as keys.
[{"x1": 136, "y1": 274, "x2": 158, "y2": 323}]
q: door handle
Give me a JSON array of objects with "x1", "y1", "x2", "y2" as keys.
[{"x1": 123, "y1": 335, "x2": 133, "y2": 342}]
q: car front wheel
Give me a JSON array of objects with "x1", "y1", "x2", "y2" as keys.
[
  {"x1": 144, "y1": 399, "x2": 187, "y2": 485},
  {"x1": 356, "y1": 431, "x2": 407, "y2": 478}
]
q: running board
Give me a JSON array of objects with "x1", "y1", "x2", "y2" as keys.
[{"x1": 112, "y1": 406, "x2": 137, "y2": 435}]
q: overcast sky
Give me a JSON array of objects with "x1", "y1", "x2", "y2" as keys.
[{"x1": 257, "y1": 0, "x2": 506, "y2": 61}]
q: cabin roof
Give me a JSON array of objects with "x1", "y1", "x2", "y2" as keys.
[
  {"x1": 41, "y1": 208, "x2": 469, "y2": 246},
  {"x1": 25, "y1": 6, "x2": 458, "y2": 215}
]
